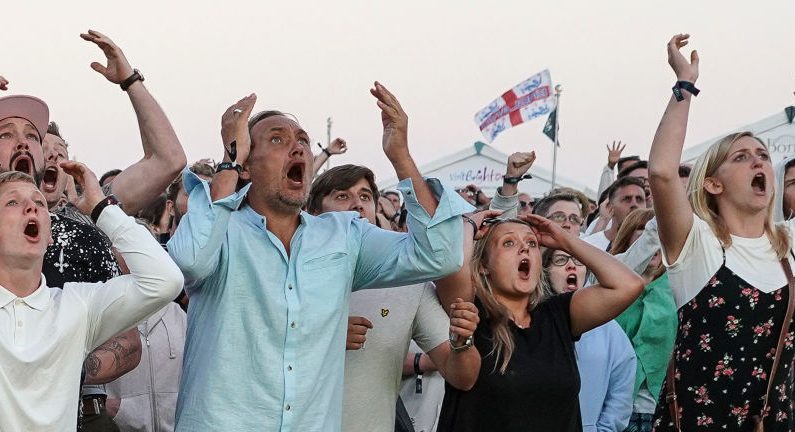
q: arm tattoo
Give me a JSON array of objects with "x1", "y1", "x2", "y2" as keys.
[
  {"x1": 84, "y1": 352, "x2": 101, "y2": 379},
  {"x1": 84, "y1": 330, "x2": 141, "y2": 383}
]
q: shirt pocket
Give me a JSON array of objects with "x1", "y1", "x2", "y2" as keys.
[{"x1": 302, "y1": 251, "x2": 349, "y2": 272}]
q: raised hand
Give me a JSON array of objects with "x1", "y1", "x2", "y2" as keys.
[
  {"x1": 59, "y1": 161, "x2": 105, "y2": 215},
  {"x1": 606, "y1": 141, "x2": 625, "y2": 169},
  {"x1": 346, "y1": 316, "x2": 373, "y2": 350},
  {"x1": 378, "y1": 196, "x2": 397, "y2": 219},
  {"x1": 466, "y1": 209, "x2": 503, "y2": 240},
  {"x1": 370, "y1": 82, "x2": 409, "y2": 162},
  {"x1": 0, "y1": 76, "x2": 8, "y2": 91},
  {"x1": 667, "y1": 33, "x2": 699, "y2": 82},
  {"x1": 327, "y1": 138, "x2": 348, "y2": 155},
  {"x1": 80, "y1": 30, "x2": 135, "y2": 84},
  {"x1": 220, "y1": 94, "x2": 257, "y2": 165},
  {"x1": 449, "y1": 298, "x2": 479, "y2": 345},
  {"x1": 519, "y1": 213, "x2": 573, "y2": 251},
  {"x1": 506, "y1": 151, "x2": 536, "y2": 177}
]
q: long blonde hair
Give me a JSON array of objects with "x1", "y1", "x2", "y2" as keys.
[
  {"x1": 471, "y1": 219, "x2": 549, "y2": 374},
  {"x1": 687, "y1": 131, "x2": 789, "y2": 258}
]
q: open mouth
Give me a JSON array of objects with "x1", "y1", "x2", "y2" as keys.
[
  {"x1": 566, "y1": 273, "x2": 579, "y2": 291},
  {"x1": 24, "y1": 220, "x2": 39, "y2": 240},
  {"x1": 518, "y1": 258, "x2": 530, "y2": 279},
  {"x1": 11, "y1": 153, "x2": 34, "y2": 176},
  {"x1": 286, "y1": 162, "x2": 305, "y2": 185},
  {"x1": 751, "y1": 173, "x2": 766, "y2": 194},
  {"x1": 41, "y1": 167, "x2": 59, "y2": 193}
]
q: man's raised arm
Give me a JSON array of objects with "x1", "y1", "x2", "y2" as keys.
[{"x1": 80, "y1": 30, "x2": 186, "y2": 215}]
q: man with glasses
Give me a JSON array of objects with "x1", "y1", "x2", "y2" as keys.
[{"x1": 532, "y1": 193, "x2": 586, "y2": 236}]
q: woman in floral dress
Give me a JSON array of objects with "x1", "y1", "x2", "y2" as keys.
[{"x1": 649, "y1": 34, "x2": 795, "y2": 431}]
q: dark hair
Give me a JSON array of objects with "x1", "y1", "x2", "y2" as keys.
[
  {"x1": 678, "y1": 164, "x2": 692, "y2": 178},
  {"x1": 136, "y1": 193, "x2": 168, "y2": 227},
  {"x1": 607, "y1": 176, "x2": 646, "y2": 201},
  {"x1": 47, "y1": 121, "x2": 62, "y2": 139},
  {"x1": 617, "y1": 155, "x2": 640, "y2": 169},
  {"x1": 617, "y1": 160, "x2": 648, "y2": 179},
  {"x1": 533, "y1": 193, "x2": 582, "y2": 218},
  {"x1": 99, "y1": 169, "x2": 122, "y2": 187},
  {"x1": 307, "y1": 164, "x2": 380, "y2": 215}
]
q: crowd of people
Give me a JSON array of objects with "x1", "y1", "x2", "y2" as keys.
[{"x1": 1, "y1": 29, "x2": 794, "y2": 432}]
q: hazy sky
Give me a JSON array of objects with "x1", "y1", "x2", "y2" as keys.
[{"x1": 5, "y1": 1, "x2": 795, "y2": 188}]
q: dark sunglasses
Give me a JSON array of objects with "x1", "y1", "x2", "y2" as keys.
[{"x1": 519, "y1": 200, "x2": 534, "y2": 208}]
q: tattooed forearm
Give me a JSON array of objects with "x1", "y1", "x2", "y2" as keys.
[{"x1": 83, "y1": 328, "x2": 142, "y2": 384}]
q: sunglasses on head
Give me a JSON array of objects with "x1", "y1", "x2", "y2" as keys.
[{"x1": 519, "y1": 200, "x2": 533, "y2": 208}]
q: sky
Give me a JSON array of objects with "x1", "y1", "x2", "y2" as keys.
[{"x1": 5, "y1": 1, "x2": 795, "y2": 188}]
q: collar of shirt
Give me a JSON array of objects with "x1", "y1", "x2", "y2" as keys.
[
  {"x1": 0, "y1": 275, "x2": 50, "y2": 310},
  {"x1": 238, "y1": 203, "x2": 315, "y2": 231}
]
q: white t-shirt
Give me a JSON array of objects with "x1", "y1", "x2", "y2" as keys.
[
  {"x1": 664, "y1": 216, "x2": 795, "y2": 308},
  {"x1": 582, "y1": 230, "x2": 611, "y2": 252},
  {"x1": 343, "y1": 283, "x2": 449, "y2": 432}
]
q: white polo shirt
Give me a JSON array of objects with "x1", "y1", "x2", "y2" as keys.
[{"x1": 0, "y1": 206, "x2": 184, "y2": 431}]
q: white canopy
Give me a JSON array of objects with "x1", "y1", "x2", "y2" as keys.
[
  {"x1": 378, "y1": 141, "x2": 597, "y2": 200},
  {"x1": 682, "y1": 106, "x2": 795, "y2": 164}
]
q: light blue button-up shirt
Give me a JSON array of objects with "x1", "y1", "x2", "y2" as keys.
[{"x1": 168, "y1": 171, "x2": 471, "y2": 432}]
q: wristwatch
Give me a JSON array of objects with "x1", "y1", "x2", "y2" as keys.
[
  {"x1": 216, "y1": 161, "x2": 242, "y2": 174},
  {"x1": 450, "y1": 334, "x2": 473, "y2": 352},
  {"x1": 120, "y1": 69, "x2": 144, "y2": 91}
]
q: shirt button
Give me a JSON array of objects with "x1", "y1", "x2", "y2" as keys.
[
  {"x1": 287, "y1": 365, "x2": 293, "y2": 371},
  {"x1": 14, "y1": 299, "x2": 22, "y2": 305},
  {"x1": 288, "y1": 284, "x2": 293, "y2": 290},
  {"x1": 290, "y1": 321, "x2": 296, "y2": 328},
  {"x1": 285, "y1": 404, "x2": 291, "y2": 411},
  {"x1": 17, "y1": 320, "x2": 23, "y2": 327}
]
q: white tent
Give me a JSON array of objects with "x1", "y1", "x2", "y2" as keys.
[
  {"x1": 683, "y1": 106, "x2": 795, "y2": 164},
  {"x1": 378, "y1": 141, "x2": 597, "y2": 200}
]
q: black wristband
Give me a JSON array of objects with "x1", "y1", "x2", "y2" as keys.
[
  {"x1": 322, "y1": 148, "x2": 332, "y2": 157},
  {"x1": 462, "y1": 215, "x2": 478, "y2": 239},
  {"x1": 672, "y1": 81, "x2": 699, "y2": 102},
  {"x1": 224, "y1": 140, "x2": 237, "y2": 162},
  {"x1": 91, "y1": 195, "x2": 121, "y2": 224},
  {"x1": 120, "y1": 69, "x2": 144, "y2": 91},
  {"x1": 216, "y1": 161, "x2": 242, "y2": 174},
  {"x1": 503, "y1": 174, "x2": 532, "y2": 185}
]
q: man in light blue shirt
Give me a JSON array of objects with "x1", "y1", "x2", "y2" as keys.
[{"x1": 167, "y1": 84, "x2": 470, "y2": 431}]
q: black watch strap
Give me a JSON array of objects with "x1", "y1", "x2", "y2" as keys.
[
  {"x1": 216, "y1": 161, "x2": 242, "y2": 174},
  {"x1": 413, "y1": 353, "x2": 423, "y2": 394},
  {"x1": 120, "y1": 69, "x2": 144, "y2": 91},
  {"x1": 91, "y1": 195, "x2": 121, "y2": 224}
]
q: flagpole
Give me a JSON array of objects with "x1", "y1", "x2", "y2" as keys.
[
  {"x1": 551, "y1": 84, "x2": 562, "y2": 190},
  {"x1": 326, "y1": 117, "x2": 333, "y2": 172}
]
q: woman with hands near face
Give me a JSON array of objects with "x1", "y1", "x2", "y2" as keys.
[{"x1": 434, "y1": 209, "x2": 643, "y2": 432}]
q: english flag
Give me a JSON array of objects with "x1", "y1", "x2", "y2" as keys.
[{"x1": 474, "y1": 69, "x2": 556, "y2": 143}]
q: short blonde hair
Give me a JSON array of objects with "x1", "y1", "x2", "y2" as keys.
[
  {"x1": 687, "y1": 131, "x2": 789, "y2": 258},
  {"x1": 0, "y1": 171, "x2": 37, "y2": 188}
]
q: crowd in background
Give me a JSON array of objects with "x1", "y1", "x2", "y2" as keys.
[{"x1": 1, "y1": 30, "x2": 795, "y2": 432}]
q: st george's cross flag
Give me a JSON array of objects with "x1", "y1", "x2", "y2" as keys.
[{"x1": 474, "y1": 69, "x2": 556, "y2": 143}]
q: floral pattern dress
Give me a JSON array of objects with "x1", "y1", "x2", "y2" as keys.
[{"x1": 653, "y1": 254, "x2": 795, "y2": 431}]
